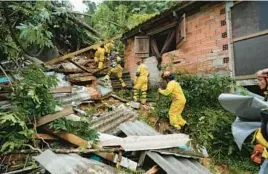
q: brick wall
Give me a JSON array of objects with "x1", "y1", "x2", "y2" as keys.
[
  {"x1": 162, "y1": 3, "x2": 229, "y2": 75},
  {"x1": 124, "y1": 38, "x2": 139, "y2": 80},
  {"x1": 124, "y1": 3, "x2": 230, "y2": 77}
]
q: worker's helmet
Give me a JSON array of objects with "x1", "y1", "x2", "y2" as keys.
[
  {"x1": 136, "y1": 59, "x2": 142, "y2": 65},
  {"x1": 257, "y1": 68, "x2": 268, "y2": 79},
  {"x1": 111, "y1": 61, "x2": 117, "y2": 68},
  {"x1": 162, "y1": 71, "x2": 175, "y2": 80}
]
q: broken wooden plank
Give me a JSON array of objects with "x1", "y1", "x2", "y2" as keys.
[
  {"x1": 44, "y1": 127, "x2": 89, "y2": 147},
  {"x1": 68, "y1": 73, "x2": 92, "y2": 79},
  {"x1": 145, "y1": 165, "x2": 159, "y2": 174},
  {"x1": 68, "y1": 59, "x2": 93, "y2": 74},
  {"x1": 69, "y1": 75, "x2": 96, "y2": 83},
  {"x1": 33, "y1": 133, "x2": 58, "y2": 140},
  {"x1": 111, "y1": 94, "x2": 129, "y2": 103},
  {"x1": 36, "y1": 107, "x2": 74, "y2": 127},
  {"x1": 50, "y1": 87, "x2": 72, "y2": 93},
  {"x1": 96, "y1": 152, "x2": 137, "y2": 171},
  {"x1": 44, "y1": 35, "x2": 121, "y2": 65}
]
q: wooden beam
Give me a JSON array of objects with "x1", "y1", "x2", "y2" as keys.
[
  {"x1": 68, "y1": 59, "x2": 93, "y2": 74},
  {"x1": 232, "y1": 29, "x2": 268, "y2": 43},
  {"x1": 50, "y1": 87, "x2": 72, "y2": 93},
  {"x1": 33, "y1": 133, "x2": 58, "y2": 140},
  {"x1": 44, "y1": 35, "x2": 121, "y2": 65},
  {"x1": 36, "y1": 107, "x2": 74, "y2": 127},
  {"x1": 44, "y1": 127, "x2": 89, "y2": 147},
  {"x1": 235, "y1": 74, "x2": 256, "y2": 80},
  {"x1": 145, "y1": 165, "x2": 159, "y2": 174}
]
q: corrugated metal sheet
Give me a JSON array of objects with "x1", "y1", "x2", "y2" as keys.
[
  {"x1": 147, "y1": 152, "x2": 210, "y2": 174},
  {"x1": 119, "y1": 120, "x2": 211, "y2": 174},
  {"x1": 34, "y1": 150, "x2": 120, "y2": 174},
  {"x1": 99, "y1": 134, "x2": 190, "y2": 151},
  {"x1": 91, "y1": 105, "x2": 138, "y2": 135}
]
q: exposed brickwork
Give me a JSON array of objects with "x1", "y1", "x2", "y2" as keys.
[
  {"x1": 124, "y1": 3, "x2": 229, "y2": 76},
  {"x1": 162, "y1": 3, "x2": 229, "y2": 74},
  {"x1": 124, "y1": 38, "x2": 138, "y2": 80}
]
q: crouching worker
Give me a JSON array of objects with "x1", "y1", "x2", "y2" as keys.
[
  {"x1": 133, "y1": 59, "x2": 149, "y2": 105},
  {"x1": 104, "y1": 61, "x2": 126, "y2": 88},
  {"x1": 158, "y1": 71, "x2": 187, "y2": 133},
  {"x1": 251, "y1": 68, "x2": 268, "y2": 173}
]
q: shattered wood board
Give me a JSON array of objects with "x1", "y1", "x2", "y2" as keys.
[
  {"x1": 50, "y1": 87, "x2": 72, "y2": 93},
  {"x1": 36, "y1": 107, "x2": 74, "y2": 127},
  {"x1": 96, "y1": 152, "x2": 138, "y2": 171},
  {"x1": 44, "y1": 35, "x2": 121, "y2": 65},
  {"x1": 34, "y1": 150, "x2": 118, "y2": 174},
  {"x1": 44, "y1": 128, "x2": 90, "y2": 147},
  {"x1": 99, "y1": 134, "x2": 190, "y2": 151},
  {"x1": 69, "y1": 75, "x2": 96, "y2": 83}
]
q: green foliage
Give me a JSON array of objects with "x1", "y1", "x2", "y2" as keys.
[
  {"x1": 16, "y1": 23, "x2": 53, "y2": 48},
  {"x1": 86, "y1": 1, "x2": 178, "y2": 39},
  {"x1": 11, "y1": 64, "x2": 58, "y2": 117},
  {"x1": 153, "y1": 74, "x2": 257, "y2": 172},
  {"x1": 176, "y1": 74, "x2": 233, "y2": 108},
  {"x1": 0, "y1": 112, "x2": 33, "y2": 153},
  {"x1": 49, "y1": 117, "x2": 99, "y2": 142}
]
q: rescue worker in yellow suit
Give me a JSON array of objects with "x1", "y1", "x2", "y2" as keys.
[
  {"x1": 158, "y1": 71, "x2": 187, "y2": 132},
  {"x1": 94, "y1": 44, "x2": 106, "y2": 69},
  {"x1": 133, "y1": 59, "x2": 149, "y2": 105},
  {"x1": 104, "y1": 41, "x2": 114, "y2": 57},
  {"x1": 104, "y1": 59, "x2": 126, "y2": 88},
  {"x1": 251, "y1": 68, "x2": 268, "y2": 169}
]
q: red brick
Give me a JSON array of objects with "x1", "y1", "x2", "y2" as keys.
[
  {"x1": 216, "y1": 39, "x2": 228, "y2": 46},
  {"x1": 199, "y1": 15, "x2": 211, "y2": 22},
  {"x1": 205, "y1": 19, "x2": 215, "y2": 25},
  {"x1": 201, "y1": 48, "x2": 212, "y2": 54},
  {"x1": 200, "y1": 37, "x2": 211, "y2": 44},
  {"x1": 202, "y1": 41, "x2": 216, "y2": 48}
]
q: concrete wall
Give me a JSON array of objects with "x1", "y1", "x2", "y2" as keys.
[{"x1": 124, "y1": 2, "x2": 230, "y2": 78}]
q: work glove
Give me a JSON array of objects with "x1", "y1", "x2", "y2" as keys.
[{"x1": 158, "y1": 88, "x2": 162, "y2": 93}]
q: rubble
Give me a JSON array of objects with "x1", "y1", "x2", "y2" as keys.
[{"x1": 0, "y1": 40, "x2": 211, "y2": 174}]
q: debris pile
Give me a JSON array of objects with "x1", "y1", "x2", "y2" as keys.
[{"x1": 0, "y1": 41, "x2": 211, "y2": 174}]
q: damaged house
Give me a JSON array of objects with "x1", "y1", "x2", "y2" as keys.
[{"x1": 122, "y1": 1, "x2": 268, "y2": 92}]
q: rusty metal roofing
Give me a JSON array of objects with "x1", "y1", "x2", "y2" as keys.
[{"x1": 119, "y1": 120, "x2": 211, "y2": 174}]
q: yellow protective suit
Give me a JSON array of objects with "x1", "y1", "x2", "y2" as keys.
[
  {"x1": 159, "y1": 80, "x2": 186, "y2": 129},
  {"x1": 254, "y1": 128, "x2": 268, "y2": 158},
  {"x1": 133, "y1": 63, "x2": 149, "y2": 104},
  {"x1": 94, "y1": 47, "x2": 106, "y2": 69},
  {"x1": 105, "y1": 64, "x2": 126, "y2": 88},
  {"x1": 105, "y1": 42, "x2": 114, "y2": 56}
]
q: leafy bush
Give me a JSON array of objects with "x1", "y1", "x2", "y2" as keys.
[
  {"x1": 153, "y1": 74, "x2": 258, "y2": 172},
  {"x1": 49, "y1": 117, "x2": 99, "y2": 142},
  {"x1": 0, "y1": 112, "x2": 33, "y2": 153},
  {"x1": 11, "y1": 64, "x2": 58, "y2": 117}
]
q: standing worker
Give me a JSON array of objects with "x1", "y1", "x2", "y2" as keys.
[
  {"x1": 133, "y1": 59, "x2": 149, "y2": 105},
  {"x1": 158, "y1": 71, "x2": 187, "y2": 133},
  {"x1": 105, "y1": 40, "x2": 114, "y2": 57},
  {"x1": 104, "y1": 55, "x2": 126, "y2": 88},
  {"x1": 94, "y1": 44, "x2": 106, "y2": 69}
]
